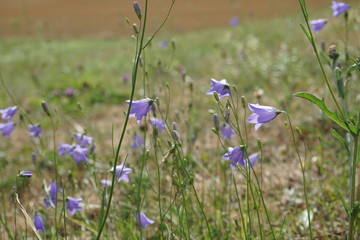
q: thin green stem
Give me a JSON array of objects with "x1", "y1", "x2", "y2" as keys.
[{"x1": 285, "y1": 113, "x2": 313, "y2": 239}]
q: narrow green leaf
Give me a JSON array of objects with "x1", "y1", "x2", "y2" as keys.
[
  {"x1": 334, "y1": 187, "x2": 350, "y2": 215},
  {"x1": 300, "y1": 24, "x2": 311, "y2": 41},
  {"x1": 294, "y1": 92, "x2": 357, "y2": 134},
  {"x1": 330, "y1": 129, "x2": 350, "y2": 154}
]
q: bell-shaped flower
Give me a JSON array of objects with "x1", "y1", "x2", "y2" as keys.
[
  {"x1": 126, "y1": 98, "x2": 153, "y2": 124},
  {"x1": 0, "y1": 121, "x2": 15, "y2": 137},
  {"x1": 136, "y1": 212, "x2": 155, "y2": 229},
  {"x1": 0, "y1": 106, "x2": 17, "y2": 121},
  {"x1": 221, "y1": 124, "x2": 235, "y2": 140},
  {"x1": 206, "y1": 79, "x2": 230, "y2": 99},
  {"x1": 131, "y1": 134, "x2": 144, "y2": 149},
  {"x1": 248, "y1": 103, "x2": 280, "y2": 131},
  {"x1": 69, "y1": 145, "x2": 88, "y2": 163},
  {"x1": 222, "y1": 147, "x2": 245, "y2": 169},
  {"x1": 150, "y1": 118, "x2": 166, "y2": 134},
  {"x1": 309, "y1": 19, "x2": 327, "y2": 33},
  {"x1": 28, "y1": 124, "x2": 43, "y2": 139},
  {"x1": 66, "y1": 197, "x2": 83, "y2": 215},
  {"x1": 331, "y1": 1, "x2": 350, "y2": 17},
  {"x1": 34, "y1": 214, "x2": 45, "y2": 232},
  {"x1": 58, "y1": 143, "x2": 74, "y2": 157},
  {"x1": 74, "y1": 133, "x2": 93, "y2": 147}
]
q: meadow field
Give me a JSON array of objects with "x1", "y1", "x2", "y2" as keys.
[{"x1": 0, "y1": 0, "x2": 359, "y2": 239}]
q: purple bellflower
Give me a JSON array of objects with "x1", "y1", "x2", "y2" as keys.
[
  {"x1": 309, "y1": 19, "x2": 327, "y2": 33},
  {"x1": 221, "y1": 124, "x2": 235, "y2": 140},
  {"x1": 0, "y1": 106, "x2": 17, "y2": 121},
  {"x1": 28, "y1": 124, "x2": 43, "y2": 139},
  {"x1": 110, "y1": 163, "x2": 132, "y2": 183},
  {"x1": 58, "y1": 143, "x2": 74, "y2": 156},
  {"x1": 126, "y1": 98, "x2": 153, "y2": 124},
  {"x1": 136, "y1": 212, "x2": 155, "y2": 229},
  {"x1": 150, "y1": 118, "x2": 166, "y2": 134},
  {"x1": 131, "y1": 134, "x2": 144, "y2": 149},
  {"x1": 159, "y1": 40, "x2": 168, "y2": 48},
  {"x1": 69, "y1": 145, "x2": 88, "y2": 163},
  {"x1": 331, "y1": 1, "x2": 350, "y2": 17},
  {"x1": 248, "y1": 103, "x2": 280, "y2": 131},
  {"x1": 66, "y1": 197, "x2": 83, "y2": 215},
  {"x1": 229, "y1": 17, "x2": 239, "y2": 27},
  {"x1": 245, "y1": 153, "x2": 258, "y2": 167},
  {"x1": 0, "y1": 121, "x2": 15, "y2": 137},
  {"x1": 206, "y1": 79, "x2": 230, "y2": 99},
  {"x1": 34, "y1": 214, "x2": 45, "y2": 232},
  {"x1": 101, "y1": 179, "x2": 112, "y2": 187},
  {"x1": 48, "y1": 181, "x2": 61, "y2": 206},
  {"x1": 19, "y1": 171, "x2": 33, "y2": 178},
  {"x1": 222, "y1": 147, "x2": 245, "y2": 169},
  {"x1": 75, "y1": 133, "x2": 93, "y2": 147}
]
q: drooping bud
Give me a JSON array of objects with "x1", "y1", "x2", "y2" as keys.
[
  {"x1": 329, "y1": 44, "x2": 339, "y2": 61},
  {"x1": 171, "y1": 122, "x2": 177, "y2": 131},
  {"x1": 32, "y1": 152, "x2": 37, "y2": 164},
  {"x1": 172, "y1": 130, "x2": 181, "y2": 143},
  {"x1": 213, "y1": 92, "x2": 219, "y2": 102},
  {"x1": 133, "y1": 2, "x2": 142, "y2": 20},
  {"x1": 241, "y1": 96, "x2": 246, "y2": 109},
  {"x1": 132, "y1": 23, "x2": 139, "y2": 35},
  {"x1": 41, "y1": 101, "x2": 51, "y2": 116},
  {"x1": 213, "y1": 114, "x2": 220, "y2": 130},
  {"x1": 224, "y1": 108, "x2": 230, "y2": 123}
]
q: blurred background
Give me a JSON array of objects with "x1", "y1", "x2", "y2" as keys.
[{"x1": 1, "y1": 0, "x2": 331, "y2": 38}]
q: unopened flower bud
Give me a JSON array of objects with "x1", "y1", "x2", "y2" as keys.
[
  {"x1": 213, "y1": 92, "x2": 219, "y2": 102},
  {"x1": 41, "y1": 101, "x2": 51, "y2": 116},
  {"x1": 171, "y1": 39, "x2": 176, "y2": 50},
  {"x1": 133, "y1": 2, "x2": 142, "y2": 20},
  {"x1": 329, "y1": 44, "x2": 339, "y2": 60},
  {"x1": 171, "y1": 122, "x2": 177, "y2": 131},
  {"x1": 224, "y1": 108, "x2": 230, "y2": 123},
  {"x1": 132, "y1": 23, "x2": 139, "y2": 34},
  {"x1": 32, "y1": 152, "x2": 37, "y2": 164},
  {"x1": 213, "y1": 114, "x2": 220, "y2": 130},
  {"x1": 172, "y1": 130, "x2": 181, "y2": 143},
  {"x1": 241, "y1": 96, "x2": 246, "y2": 109}
]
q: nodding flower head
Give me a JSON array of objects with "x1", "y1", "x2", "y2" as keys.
[
  {"x1": 110, "y1": 163, "x2": 133, "y2": 183},
  {"x1": 74, "y1": 133, "x2": 93, "y2": 147},
  {"x1": 150, "y1": 118, "x2": 166, "y2": 134},
  {"x1": 309, "y1": 19, "x2": 327, "y2": 33},
  {"x1": 248, "y1": 103, "x2": 281, "y2": 131},
  {"x1": 0, "y1": 121, "x2": 15, "y2": 137},
  {"x1": 131, "y1": 134, "x2": 144, "y2": 149},
  {"x1": 221, "y1": 124, "x2": 235, "y2": 140},
  {"x1": 28, "y1": 124, "x2": 43, "y2": 139},
  {"x1": 222, "y1": 147, "x2": 245, "y2": 169},
  {"x1": 331, "y1": 1, "x2": 350, "y2": 17},
  {"x1": 69, "y1": 145, "x2": 89, "y2": 164},
  {"x1": 206, "y1": 79, "x2": 230, "y2": 99},
  {"x1": 136, "y1": 212, "x2": 155, "y2": 229},
  {"x1": 126, "y1": 98, "x2": 154, "y2": 125},
  {"x1": 66, "y1": 197, "x2": 83, "y2": 216},
  {"x1": 0, "y1": 106, "x2": 17, "y2": 121},
  {"x1": 34, "y1": 214, "x2": 45, "y2": 232}
]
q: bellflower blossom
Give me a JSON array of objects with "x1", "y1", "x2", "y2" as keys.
[
  {"x1": 44, "y1": 181, "x2": 62, "y2": 208},
  {"x1": 331, "y1": 1, "x2": 350, "y2": 17},
  {"x1": 248, "y1": 103, "x2": 280, "y2": 131},
  {"x1": 206, "y1": 79, "x2": 230, "y2": 99},
  {"x1": 0, "y1": 106, "x2": 17, "y2": 121},
  {"x1": 229, "y1": 17, "x2": 239, "y2": 27},
  {"x1": 222, "y1": 147, "x2": 245, "y2": 169},
  {"x1": 110, "y1": 163, "x2": 132, "y2": 183},
  {"x1": 0, "y1": 121, "x2": 15, "y2": 137},
  {"x1": 34, "y1": 214, "x2": 45, "y2": 232},
  {"x1": 309, "y1": 19, "x2": 327, "y2": 33},
  {"x1": 75, "y1": 133, "x2": 93, "y2": 147},
  {"x1": 66, "y1": 197, "x2": 83, "y2": 215},
  {"x1": 131, "y1": 134, "x2": 144, "y2": 149},
  {"x1": 28, "y1": 124, "x2": 43, "y2": 139},
  {"x1": 221, "y1": 124, "x2": 235, "y2": 140},
  {"x1": 19, "y1": 171, "x2": 33, "y2": 178},
  {"x1": 150, "y1": 118, "x2": 166, "y2": 133},
  {"x1": 69, "y1": 145, "x2": 89, "y2": 163},
  {"x1": 58, "y1": 143, "x2": 74, "y2": 156},
  {"x1": 136, "y1": 212, "x2": 155, "y2": 229},
  {"x1": 101, "y1": 179, "x2": 112, "y2": 187},
  {"x1": 246, "y1": 153, "x2": 258, "y2": 167},
  {"x1": 126, "y1": 98, "x2": 153, "y2": 124}
]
